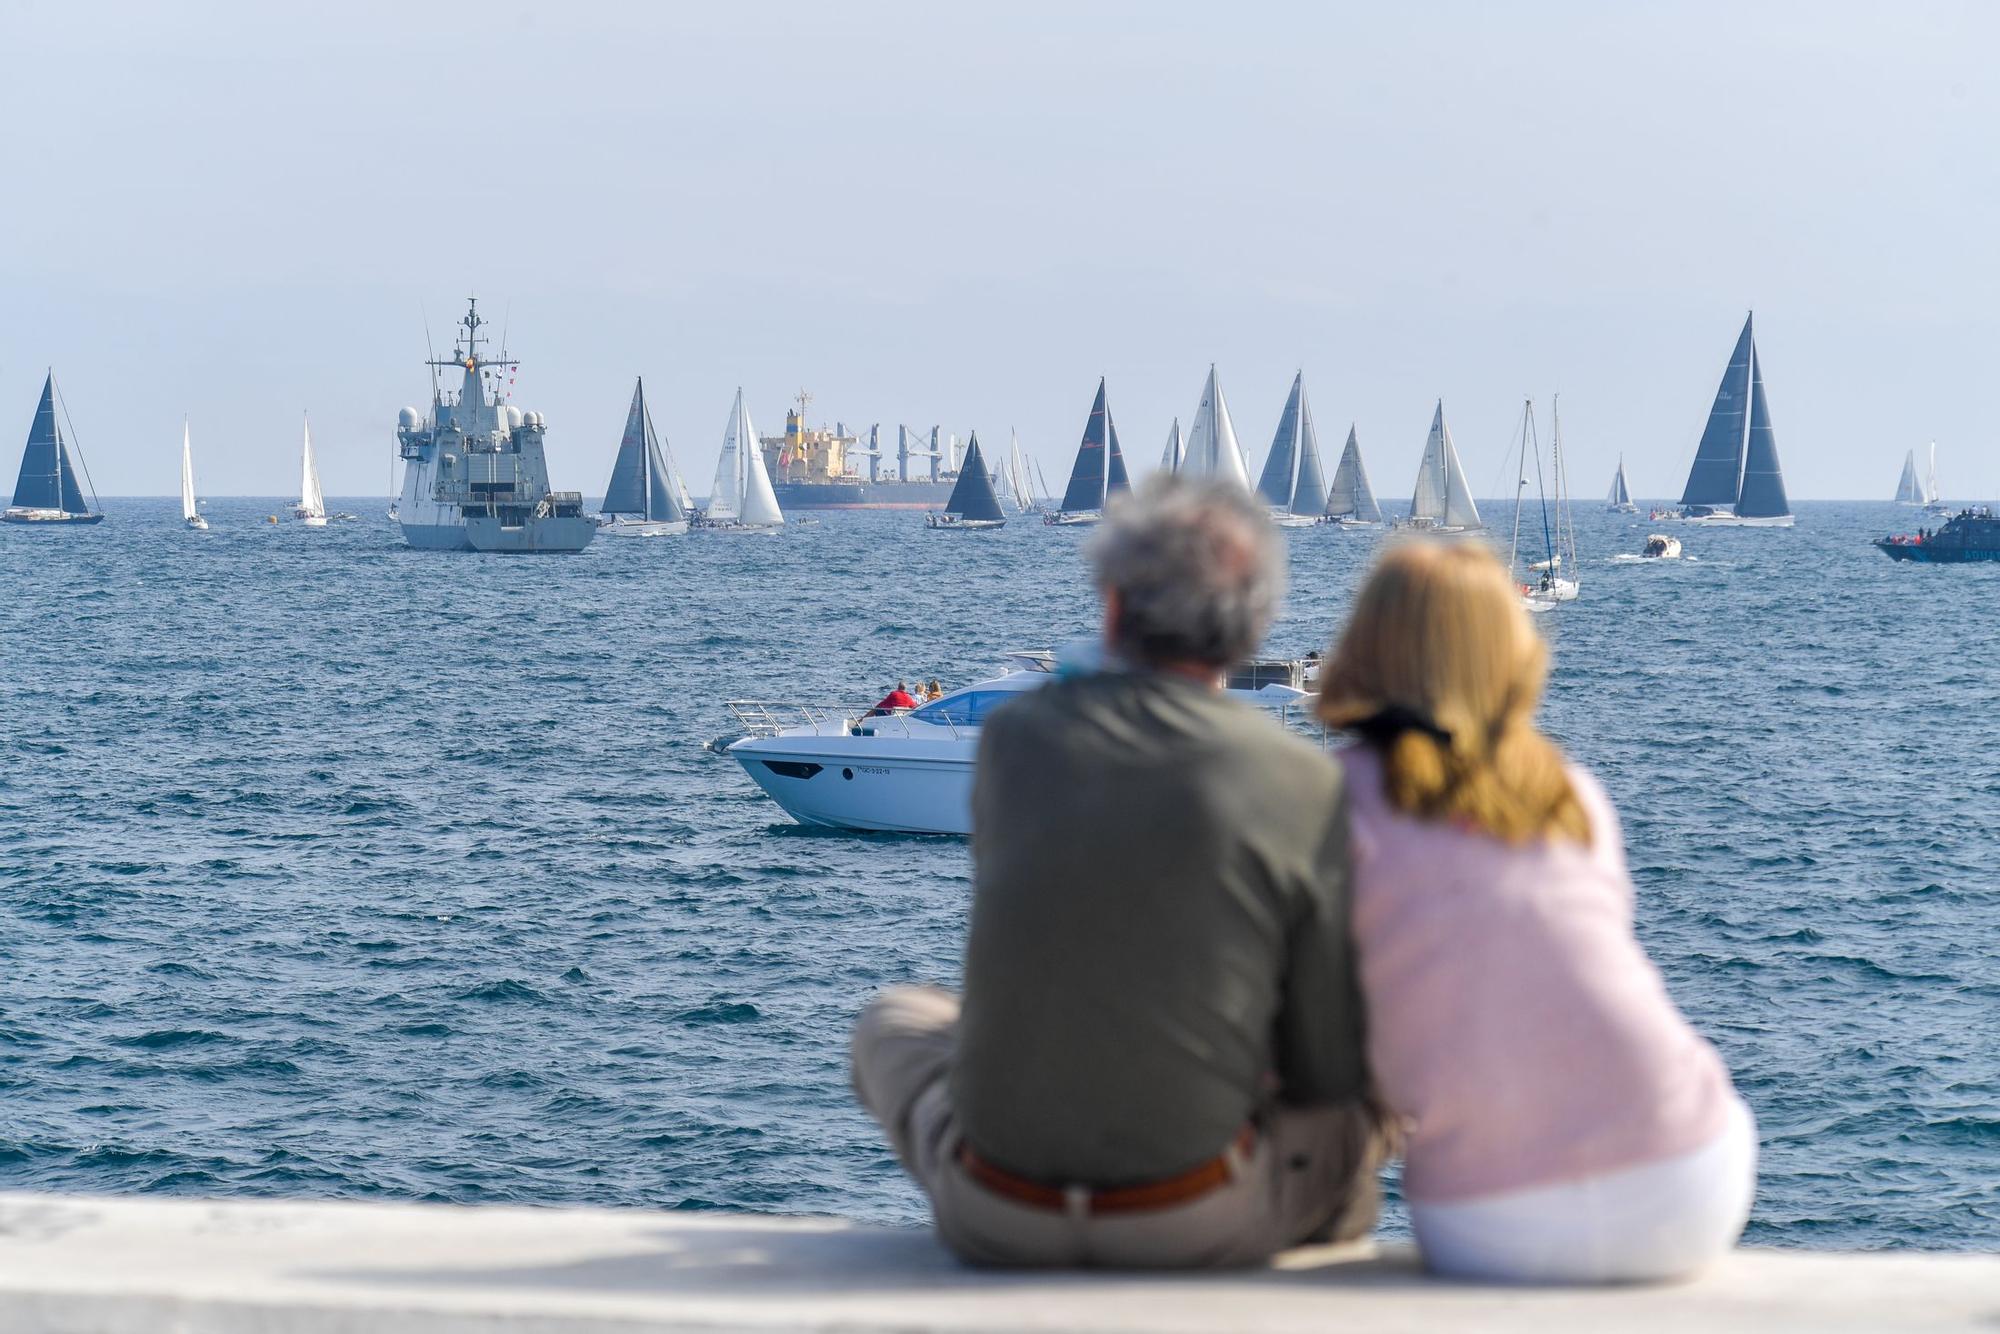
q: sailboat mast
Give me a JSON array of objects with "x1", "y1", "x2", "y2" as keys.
[{"x1": 1509, "y1": 401, "x2": 1528, "y2": 574}]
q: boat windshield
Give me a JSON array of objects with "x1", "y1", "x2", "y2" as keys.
[{"x1": 909, "y1": 689, "x2": 1019, "y2": 728}]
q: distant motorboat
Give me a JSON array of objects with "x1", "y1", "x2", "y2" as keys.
[
  {"x1": 3, "y1": 372, "x2": 105, "y2": 525},
  {"x1": 1256, "y1": 372, "x2": 1328, "y2": 528},
  {"x1": 1643, "y1": 534, "x2": 1683, "y2": 559},
  {"x1": 598, "y1": 377, "x2": 691, "y2": 537},
  {"x1": 295, "y1": 413, "x2": 327, "y2": 526},
  {"x1": 1046, "y1": 378, "x2": 1128, "y2": 526},
  {"x1": 180, "y1": 418, "x2": 209, "y2": 531}
]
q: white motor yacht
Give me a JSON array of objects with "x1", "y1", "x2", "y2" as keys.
[{"x1": 725, "y1": 652, "x2": 1313, "y2": 836}]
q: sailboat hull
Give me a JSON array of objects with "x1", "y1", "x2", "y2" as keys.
[
  {"x1": 185, "y1": 516, "x2": 209, "y2": 531},
  {"x1": 598, "y1": 517, "x2": 689, "y2": 537},
  {"x1": 1044, "y1": 512, "x2": 1102, "y2": 527},
  {"x1": 1, "y1": 508, "x2": 103, "y2": 525},
  {"x1": 1270, "y1": 512, "x2": 1317, "y2": 529},
  {"x1": 1677, "y1": 512, "x2": 1794, "y2": 528}
]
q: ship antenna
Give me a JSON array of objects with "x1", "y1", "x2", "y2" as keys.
[{"x1": 422, "y1": 305, "x2": 441, "y2": 403}]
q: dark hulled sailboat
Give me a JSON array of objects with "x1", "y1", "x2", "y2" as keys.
[
  {"x1": 927, "y1": 432, "x2": 1007, "y2": 529},
  {"x1": 1046, "y1": 378, "x2": 1129, "y2": 526},
  {"x1": 4, "y1": 374, "x2": 104, "y2": 525},
  {"x1": 1672, "y1": 313, "x2": 1793, "y2": 527}
]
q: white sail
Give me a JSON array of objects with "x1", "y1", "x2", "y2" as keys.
[
  {"x1": 709, "y1": 392, "x2": 746, "y2": 521},
  {"x1": 1180, "y1": 367, "x2": 1251, "y2": 489},
  {"x1": 738, "y1": 395, "x2": 785, "y2": 527},
  {"x1": 298, "y1": 414, "x2": 325, "y2": 518},
  {"x1": 1160, "y1": 418, "x2": 1184, "y2": 473},
  {"x1": 1925, "y1": 441, "x2": 1941, "y2": 506},
  {"x1": 1410, "y1": 401, "x2": 1481, "y2": 529},
  {"x1": 1006, "y1": 430, "x2": 1035, "y2": 510},
  {"x1": 180, "y1": 419, "x2": 199, "y2": 521}
]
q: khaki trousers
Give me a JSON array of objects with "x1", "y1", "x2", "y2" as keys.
[{"x1": 852, "y1": 985, "x2": 1383, "y2": 1268}]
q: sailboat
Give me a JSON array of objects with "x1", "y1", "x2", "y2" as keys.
[
  {"x1": 1160, "y1": 419, "x2": 1185, "y2": 473},
  {"x1": 1922, "y1": 442, "x2": 1950, "y2": 516},
  {"x1": 701, "y1": 389, "x2": 785, "y2": 531},
  {"x1": 3, "y1": 373, "x2": 104, "y2": 525},
  {"x1": 1255, "y1": 372, "x2": 1327, "y2": 527},
  {"x1": 180, "y1": 418, "x2": 208, "y2": 530},
  {"x1": 1508, "y1": 400, "x2": 1579, "y2": 614},
  {"x1": 294, "y1": 413, "x2": 327, "y2": 526},
  {"x1": 1672, "y1": 312, "x2": 1793, "y2": 527},
  {"x1": 1003, "y1": 430, "x2": 1040, "y2": 514},
  {"x1": 1404, "y1": 401, "x2": 1482, "y2": 532},
  {"x1": 1180, "y1": 366, "x2": 1252, "y2": 489},
  {"x1": 928, "y1": 432, "x2": 1007, "y2": 530},
  {"x1": 598, "y1": 377, "x2": 689, "y2": 537},
  {"x1": 1606, "y1": 456, "x2": 1637, "y2": 513},
  {"x1": 1046, "y1": 378, "x2": 1129, "y2": 526},
  {"x1": 1893, "y1": 450, "x2": 1923, "y2": 506},
  {"x1": 1322, "y1": 426, "x2": 1384, "y2": 528}
]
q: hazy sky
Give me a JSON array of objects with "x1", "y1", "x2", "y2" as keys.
[{"x1": 2, "y1": 1, "x2": 1995, "y2": 500}]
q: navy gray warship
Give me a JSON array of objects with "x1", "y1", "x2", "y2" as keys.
[{"x1": 392, "y1": 299, "x2": 594, "y2": 552}]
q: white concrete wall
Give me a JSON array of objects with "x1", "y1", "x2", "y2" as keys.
[{"x1": 0, "y1": 1192, "x2": 1993, "y2": 1333}]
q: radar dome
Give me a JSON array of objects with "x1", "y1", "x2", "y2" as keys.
[
  {"x1": 503, "y1": 405, "x2": 524, "y2": 429},
  {"x1": 397, "y1": 406, "x2": 421, "y2": 428}
]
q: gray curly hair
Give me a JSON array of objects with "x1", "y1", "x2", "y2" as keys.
[{"x1": 1088, "y1": 475, "x2": 1284, "y2": 670}]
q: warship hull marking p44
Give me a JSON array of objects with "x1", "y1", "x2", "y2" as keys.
[{"x1": 393, "y1": 299, "x2": 594, "y2": 553}]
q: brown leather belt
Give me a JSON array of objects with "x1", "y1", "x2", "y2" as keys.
[{"x1": 956, "y1": 1125, "x2": 1256, "y2": 1216}]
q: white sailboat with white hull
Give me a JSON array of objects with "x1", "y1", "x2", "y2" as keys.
[
  {"x1": 1180, "y1": 365, "x2": 1253, "y2": 490},
  {"x1": 1402, "y1": 401, "x2": 1482, "y2": 533},
  {"x1": 700, "y1": 389, "x2": 785, "y2": 531},
  {"x1": 294, "y1": 413, "x2": 327, "y2": 527},
  {"x1": 1507, "y1": 399, "x2": 1579, "y2": 613},
  {"x1": 1670, "y1": 311, "x2": 1794, "y2": 527},
  {"x1": 1255, "y1": 372, "x2": 1327, "y2": 527},
  {"x1": 1322, "y1": 425, "x2": 1384, "y2": 528},
  {"x1": 180, "y1": 419, "x2": 207, "y2": 530},
  {"x1": 1922, "y1": 442, "x2": 1950, "y2": 516},
  {"x1": 598, "y1": 377, "x2": 689, "y2": 537}
]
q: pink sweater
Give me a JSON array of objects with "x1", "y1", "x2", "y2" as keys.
[{"x1": 1340, "y1": 746, "x2": 1738, "y2": 1204}]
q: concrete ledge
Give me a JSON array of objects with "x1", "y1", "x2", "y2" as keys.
[{"x1": 0, "y1": 1192, "x2": 1992, "y2": 1333}]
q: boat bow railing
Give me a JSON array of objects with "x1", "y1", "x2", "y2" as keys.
[{"x1": 722, "y1": 700, "x2": 974, "y2": 743}]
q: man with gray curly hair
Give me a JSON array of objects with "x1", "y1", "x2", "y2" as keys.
[{"x1": 853, "y1": 475, "x2": 1381, "y2": 1268}]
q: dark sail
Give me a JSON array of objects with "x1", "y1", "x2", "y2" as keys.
[
  {"x1": 1060, "y1": 378, "x2": 1115, "y2": 514},
  {"x1": 1106, "y1": 410, "x2": 1129, "y2": 497},
  {"x1": 1679, "y1": 314, "x2": 1754, "y2": 508},
  {"x1": 1893, "y1": 451, "x2": 1922, "y2": 504},
  {"x1": 1256, "y1": 375, "x2": 1302, "y2": 508},
  {"x1": 943, "y1": 432, "x2": 1005, "y2": 522},
  {"x1": 1609, "y1": 459, "x2": 1632, "y2": 506},
  {"x1": 601, "y1": 380, "x2": 652, "y2": 516},
  {"x1": 11, "y1": 375, "x2": 86, "y2": 513},
  {"x1": 603, "y1": 378, "x2": 686, "y2": 522},
  {"x1": 1736, "y1": 349, "x2": 1790, "y2": 519}
]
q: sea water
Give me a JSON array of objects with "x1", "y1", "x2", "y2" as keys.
[{"x1": 0, "y1": 500, "x2": 1993, "y2": 1248}]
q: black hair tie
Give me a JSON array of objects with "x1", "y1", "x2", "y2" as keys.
[{"x1": 1348, "y1": 705, "x2": 1453, "y2": 748}]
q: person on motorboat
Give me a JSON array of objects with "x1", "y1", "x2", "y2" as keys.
[
  {"x1": 852, "y1": 475, "x2": 1385, "y2": 1268},
  {"x1": 1315, "y1": 541, "x2": 1753, "y2": 1282},
  {"x1": 868, "y1": 682, "x2": 918, "y2": 716}
]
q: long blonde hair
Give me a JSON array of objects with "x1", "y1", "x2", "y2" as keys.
[{"x1": 1316, "y1": 540, "x2": 1589, "y2": 845}]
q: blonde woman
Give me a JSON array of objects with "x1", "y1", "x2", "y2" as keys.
[{"x1": 1317, "y1": 541, "x2": 1755, "y2": 1283}]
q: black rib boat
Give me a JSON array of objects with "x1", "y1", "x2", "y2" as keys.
[{"x1": 1876, "y1": 509, "x2": 2000, "y2": 562}]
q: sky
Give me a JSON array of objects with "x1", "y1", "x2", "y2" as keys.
[{"x1": 1, "y1": 0, "x2": 1995, "y2": 501}]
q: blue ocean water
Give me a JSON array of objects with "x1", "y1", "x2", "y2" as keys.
[{"x1": 0, "y1": 498, "x2": 1993, "y2": 1248}]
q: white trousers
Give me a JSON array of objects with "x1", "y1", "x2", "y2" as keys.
[{"x1": 1409, "y1": 1096, "x2": 1758, "y2": 1283}]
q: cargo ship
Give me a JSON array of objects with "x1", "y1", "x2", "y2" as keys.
[{"x1": 762, "y1": 393, "x2": 956, "y2": 510}]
